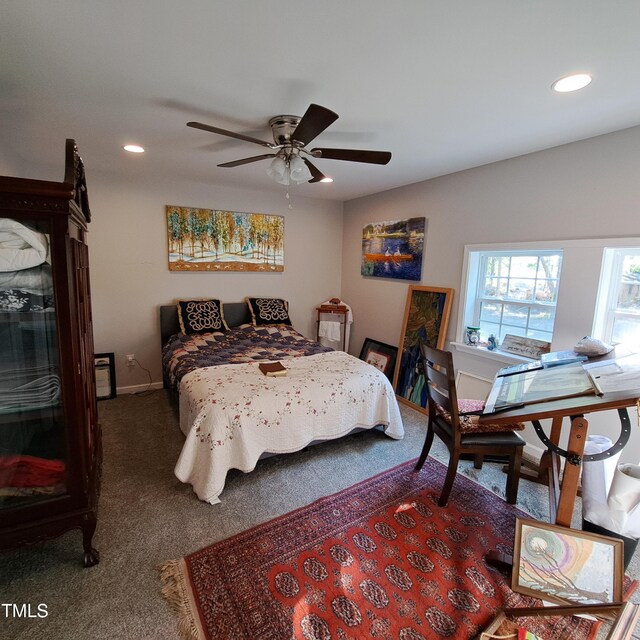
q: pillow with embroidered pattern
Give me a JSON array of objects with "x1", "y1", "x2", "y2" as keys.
[
  {"x1": 177, "y1": 299, "x2": 228, "y2": 335},
  {"x1": 246, "y1": 297, "x2": 292, "y2": 326}
]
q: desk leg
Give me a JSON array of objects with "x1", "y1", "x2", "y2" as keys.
[
  {"x1": 555, "y1": 415, "x2": 588, "y2": 527},
  {"x1": 520, "y1": 416, "x2": 563, "y2": 486}
]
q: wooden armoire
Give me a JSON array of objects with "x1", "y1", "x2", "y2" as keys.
[{"x1": 0, "y1": 140, "x2": 101, "y2": 567}]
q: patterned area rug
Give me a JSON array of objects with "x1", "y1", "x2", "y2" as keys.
[{"x1": 161, "y1": 457, "x2": 635, "y2": 640}]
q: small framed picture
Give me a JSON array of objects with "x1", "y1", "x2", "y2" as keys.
[
  {"x1": 359, "y1": 338, "x2": 398, "y2": 382},
  {"x1": 94, "y1": 352, "x2": 116, "y2": 400},
  {"x1": 500, "y1": 334, "x2": 551, "y2": 359},
  {"x1": 512, "y1": 517, "x2": 623, "y2": 606}
]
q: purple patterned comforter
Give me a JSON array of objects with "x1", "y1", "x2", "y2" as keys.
[{"x1": 162, "y1": 324, "x2": 333, "y2": 390}]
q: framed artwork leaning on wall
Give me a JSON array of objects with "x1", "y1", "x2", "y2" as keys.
[
  {"x1": 359, "y1": 338, "x2": 398, "y2": 382},
  {"x1": 393, "y1": 285, "x2": 453, "y2": 413}
]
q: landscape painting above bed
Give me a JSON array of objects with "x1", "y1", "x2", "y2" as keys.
[{"x1": 166, "y1": 205, "x2": 284, "y2": 271}]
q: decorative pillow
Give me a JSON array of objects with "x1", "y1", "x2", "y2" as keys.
[
  {"x1": 246, "y1": 297, "x2": 292, "y2": 326},
  {"x1": 177, "y1": 299, "x2": 228, "y2": 335},
  {"x1": 435, "y1": 399, "x2": 525, "y2": 434}
]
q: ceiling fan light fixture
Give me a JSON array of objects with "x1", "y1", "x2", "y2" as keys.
[
  {"x1": 288, "y1": 155, "x2": 313, "y2": 184},
  {"x1": 320, "y1": 176, "x2": 333, "y2": 183},
  {"x1": 267, "y1": 156, "x2": 289, "y2": 184},
  {"x1": 552, "y1": 73, "x2": 592, "y2": 93}
]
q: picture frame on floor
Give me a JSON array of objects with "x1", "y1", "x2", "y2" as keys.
[
  {"x1": 512, "y1": 517, "x2": 624, "y2": 606},
  {"x1": 359, "y1": 338, "x2": 398, "y2": 382}
]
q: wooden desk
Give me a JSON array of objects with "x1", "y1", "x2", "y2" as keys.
[{"x1": 479, "y1": 390, "x2": 638, "y2": 527}]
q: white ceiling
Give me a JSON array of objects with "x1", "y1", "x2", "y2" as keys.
[{"x1": 2, "y1": 1, "x2": 640, "y2": 201}]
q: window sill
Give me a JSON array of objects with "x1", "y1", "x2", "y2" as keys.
[{"x1": 451, "y1": 342, "x2": 534, "y2": 364}]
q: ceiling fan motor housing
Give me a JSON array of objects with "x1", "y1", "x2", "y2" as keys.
[{"x1": 269, "y1": 115, "x2": 303, "y2": 146}]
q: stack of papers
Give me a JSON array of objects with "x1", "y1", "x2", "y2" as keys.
[{"x1": 584, "y1": 354, "x2": 640, "y2": 395}]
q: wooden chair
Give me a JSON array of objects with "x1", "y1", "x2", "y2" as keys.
[{"x1": 415, "y1": 343, "x2": 526, "y2": 507}]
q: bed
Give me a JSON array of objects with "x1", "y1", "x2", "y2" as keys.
[{"x1": 160, "y1": 300, "x2": 404, "y2": 504}]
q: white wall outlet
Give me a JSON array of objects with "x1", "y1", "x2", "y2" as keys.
[{"x1": 126, "y1": 354, "x2": 135, "y2": 367}]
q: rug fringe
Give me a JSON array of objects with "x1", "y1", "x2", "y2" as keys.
[{"x1": 160, "y1": 559, "x2": 203, "y2": 640}]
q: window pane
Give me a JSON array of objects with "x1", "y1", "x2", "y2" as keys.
[
  {"x1": 527, "y1": 328, "x2": 553, "y2": 342},
  {"x1": 479, "y1": 301, "x2": 503, "y2": 324},
  {"x1": 528, "y1": 308, "x2": 555, "y2": 332},
  {"x1": 612, "y1": 316, "x2": 640, "y2": 347},
  {"x1": 486, "y1": 256, "x2": 510, "y2": 278},
  {"x1": 506, "y1": 278, "x2": 535, "y2": 301},
  {"x1": 534, "y1": 279, "x2": 559, "y2": 303},
  {"x1": 479, "y1": 321, "x2": 501, "y2": 341},
  {"x1": 536, "y1": 255, "x2": 562, "y2": 279},
  {"x1": 509, "y1": 256, "x2": 540, "y2": 278},
  {"x1": 616, "y1": 257, "x2": 640, "y2": 310},
  {"x1": 483, "y1": 277, "x2": 499, "y2": 297},
  {"x1": 502, "y1": 304, "x2": 529, "y2": 328}
]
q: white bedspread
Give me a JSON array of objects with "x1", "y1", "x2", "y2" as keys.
[{"x1": 175, "y1": 350, "x2": 404, "y2": 504}]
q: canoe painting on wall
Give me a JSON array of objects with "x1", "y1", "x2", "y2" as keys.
[{"x1": 361, "y1": 217, "x2": 426, "y2": 281}]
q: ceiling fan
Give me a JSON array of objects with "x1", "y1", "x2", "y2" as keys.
[{"x1": 187, "y1": 104, "x2": 391, "y2": 185}]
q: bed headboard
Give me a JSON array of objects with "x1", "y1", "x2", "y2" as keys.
[{"x1": 160, "y1": 301, "x2": 252, "y2": 347}]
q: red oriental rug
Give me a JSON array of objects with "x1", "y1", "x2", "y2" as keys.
[{"x1": 160, "y1": 457, "x2": 636, "y2": 640}]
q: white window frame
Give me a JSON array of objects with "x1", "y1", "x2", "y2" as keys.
[
  {"x1": 593, "y1": 247, "x2": 640, "y2": 347},
  {"x1": 456, "y1": 238, "x2": 640, "y2": 364},
  {"x1": 472, "y1": 249, "x2": 562, "y2": 343},
  {"x1": 460, "y1": 246, "x2": 563, "y2": 347}
]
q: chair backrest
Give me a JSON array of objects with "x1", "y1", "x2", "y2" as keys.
[{"x1": 420, "y1": 342, "x2": 462, "y2": 434}]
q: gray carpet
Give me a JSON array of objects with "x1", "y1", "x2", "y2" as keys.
[{"x1": 0, "y1": 390, "x2": 637, "y2": 639}]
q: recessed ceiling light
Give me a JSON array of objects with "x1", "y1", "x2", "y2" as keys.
[
  {"x1": 320, "y1": 177, "x2": 333, "y2": 183},
  {"x1": 552, "y1": 73, "x2": 592, "y2": 93},
  {"x1": 123, "y1": 144, "x2": 145, "y2": 153}
]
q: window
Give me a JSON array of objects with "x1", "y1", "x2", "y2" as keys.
[
  {"x1": 463, "y1": 249, "x2": 563, "y2": 344},
  {"x1": 594, "y1": 248, "x2": 640, "y2": 348}
]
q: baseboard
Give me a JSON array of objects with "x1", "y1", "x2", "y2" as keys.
[{"x1": 116, "y1": 381, "x2": 164, "y2": 395}]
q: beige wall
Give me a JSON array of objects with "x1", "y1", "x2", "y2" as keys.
[
  {"x1": 0, "y1": 148, "x2": 22, "y2": 177},
  {"x1": 341, "y1": 125, "x2": 640, "y2": 462},
  {"x1": 87, "y1": 173, "x2": 343, "y2": 391}
]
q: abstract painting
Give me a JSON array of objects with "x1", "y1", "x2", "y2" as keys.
[
  {"x1": 167, "y1": 206, "x2": 284, "y2": 272},
  {"x1": 361, "y1": 217, "x2": 426, "y2": 281},
  {"x1": 393, "y1": 285, "x2": 453, "y2": 413},
  {"x1": 513, "y1": 518, "x2": 623, "y2": 606}
]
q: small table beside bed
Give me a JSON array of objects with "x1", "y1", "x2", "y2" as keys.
[{"x1": 160, "y1": 298, "x2": 404, "y2": 504}]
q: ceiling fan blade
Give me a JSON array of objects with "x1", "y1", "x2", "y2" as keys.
[
  {"x1": 217, "y1": 154, "x2": 276, "y2": 168},
  {"x1": 303, "y1": 158, "x2": 328, "y2": 183},
  {"x1": 291, "y1": 104, "x2": 339, "y2": 146},
  {"x1": 187, "y1": 122, "x2": 275, "y2": 148},
  {"x1": 311, "y1": 148, "x2": 392, "y2": 165}
]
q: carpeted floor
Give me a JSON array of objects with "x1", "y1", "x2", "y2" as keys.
[{"x1": 0, "y1": 390, "x2": 637, "y2": 639}]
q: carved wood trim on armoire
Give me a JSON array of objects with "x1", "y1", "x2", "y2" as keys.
[{"x1": 0, "y1": 140, "x2": 101, "y2": 567}]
